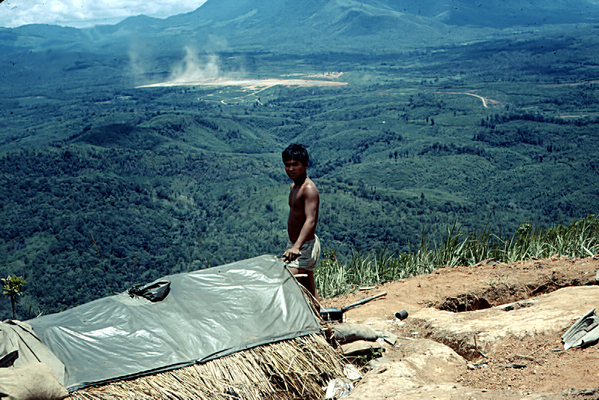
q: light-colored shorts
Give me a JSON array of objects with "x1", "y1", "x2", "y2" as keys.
[{"x1": 285, "y1": 235, "x2": 321, "y2": 271}]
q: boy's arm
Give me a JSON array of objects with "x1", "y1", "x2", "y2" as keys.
[{"x1": 283, "y1": 185, "x2": 319, "y2": 261}]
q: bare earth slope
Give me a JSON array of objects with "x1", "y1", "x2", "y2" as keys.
[{"x1": 322, "y1": 255, "x2": 599, "y2": 399}]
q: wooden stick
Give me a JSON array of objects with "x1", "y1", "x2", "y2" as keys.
[
  {"x1": 90, "y1": 231, "x2": 102, "y2": 260},
  {"x1": 341, "y1": 292, "x2": 387, "y2": 312}
]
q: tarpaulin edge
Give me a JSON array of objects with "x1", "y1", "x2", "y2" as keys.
[{"x1": 67, "y1": 329, "x2": 323, "y2": 393}]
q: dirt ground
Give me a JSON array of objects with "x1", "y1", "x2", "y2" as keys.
[
  {"x1": 321, "y1": 255, "x2": 599, "y2": 398},
  {"x1": 137, "y1": 77, "x2": 348, "y2": 89}
]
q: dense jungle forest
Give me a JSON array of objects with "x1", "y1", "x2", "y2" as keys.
[{"x1": 1, "y1": 0, "x2": 599, "y2": 319}]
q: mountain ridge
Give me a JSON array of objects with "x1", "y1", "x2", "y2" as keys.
[{"x1": 4, "y1": 0, "x2": 599, "y2": 55}]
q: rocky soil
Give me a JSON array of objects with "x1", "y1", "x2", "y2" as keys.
[{"x1": 322, "y1": 255, "x2": 599, "y2": 399}]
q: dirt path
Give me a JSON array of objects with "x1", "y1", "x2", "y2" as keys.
[
  {"x1": 463, "y1": 92, "x2": 489, "y2": 107},
  {"x1": 322, "y1": 255, "x2": 599, "y2": 398},
  {"x1": 440, "y1": 91, "x2": 500, "y2": 108}
]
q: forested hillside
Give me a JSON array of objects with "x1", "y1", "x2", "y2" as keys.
[{"x1": 1, "y1": 1, "x2": 599, "y2": 319}]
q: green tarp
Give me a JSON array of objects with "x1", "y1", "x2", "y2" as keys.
[{"x1": 26, "y1": 255, "x2": 321, "y2": 391}]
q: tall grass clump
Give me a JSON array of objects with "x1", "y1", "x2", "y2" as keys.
[{"x1": 316, "y1": 215, "x2": 599, "y2": 299}]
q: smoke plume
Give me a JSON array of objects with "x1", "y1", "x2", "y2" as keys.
[{"x1": 169, "y1": 46, "x2": 221, "y2": 83}]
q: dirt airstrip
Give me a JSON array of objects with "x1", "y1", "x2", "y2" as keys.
[
  {"x1": 322, "y1": 255, "x2": 599, "y2": 399},
  {"x1": 137, "y1": 76, "x2": 348, "y2": 90},
  {"x1": 137, "y1": 75, "x2": 348, "y2": 104}
]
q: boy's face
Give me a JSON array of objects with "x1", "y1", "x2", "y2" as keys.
[{"x1": 284, "y1": 158, "x2": 307, "y2": 181}]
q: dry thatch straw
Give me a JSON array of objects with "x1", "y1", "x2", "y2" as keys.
[
  {"x1": 69, "y1": 333, "x2": 348, "y2": 400},
  {"x1": 299, "y1": 284, "x2": 324, "y2": 323}
]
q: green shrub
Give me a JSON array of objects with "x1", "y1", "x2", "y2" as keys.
[{"x1": 316, "y1": 215, "x2": 599, "y2": 298}]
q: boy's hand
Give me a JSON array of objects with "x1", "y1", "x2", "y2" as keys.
[{"x1": 283, "y1": 247, "x2": 301, "y2": 262}]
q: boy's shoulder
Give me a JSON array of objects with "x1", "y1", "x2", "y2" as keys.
[
  {"x1": 302, "y1": 178, "x2": 319, "y2": 195},
  {"x1": 291, "y1": 178, "x2": 319, "y2": 195}
]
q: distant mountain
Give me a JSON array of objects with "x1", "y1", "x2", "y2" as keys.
[
  {"x1": 156, "y1": 0, "x2": 449, "y2": 53},
  {"x1": 3, "y1": 0, "x2": 599, "y2": 55},
  {"x1": 176, "y1": 0, "x2": 599, "y2": 30},
  {"x1": 158, "y1": 0, "x2": 599, "y2": 50},
  {"x1": 385, "y1": 0, "x2": 599, "y2": 27},
  {"x1": 0, "y1": 24, "x2": 89, "y2": 54}
]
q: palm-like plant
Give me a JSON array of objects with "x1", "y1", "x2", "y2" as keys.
[{"x1": 2, "y1": 275, "x2": 26, "y2": 320}]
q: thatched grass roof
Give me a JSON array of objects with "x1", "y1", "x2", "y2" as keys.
[{"x1": 70, "y1": 333, "x2": 348, "y2": 400}]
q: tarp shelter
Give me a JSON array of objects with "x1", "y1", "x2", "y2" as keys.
[
  {"x1": 0, "y1": 320, "x2": 65, "y2": 379},
  {"x1": 26, "y1": 255, "x2": 321, "y2": 391}
]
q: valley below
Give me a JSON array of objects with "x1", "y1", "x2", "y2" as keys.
[{"x1": 1, "y1": 0, "x2": 598, "y2": 328}]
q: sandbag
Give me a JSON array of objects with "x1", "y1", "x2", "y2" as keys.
[
  {"x1": 332, "y1": 323, "x2": 379, "y2": 343},
  {"x1": 0, "y1": 362, "x2": 68, "y2": 400}
]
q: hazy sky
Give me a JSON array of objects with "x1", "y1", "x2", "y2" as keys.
[{"x1": 0, "y1": 0, "x2": 207, "y2": 28}]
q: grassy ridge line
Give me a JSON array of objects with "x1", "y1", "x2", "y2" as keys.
[{"x1": 316, "y1": 214, "x2": 599, "y2": 298}]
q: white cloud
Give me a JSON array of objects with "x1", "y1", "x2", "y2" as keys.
[{"x1": 0, "y1": 0, "x2": 207, "y2": 28}]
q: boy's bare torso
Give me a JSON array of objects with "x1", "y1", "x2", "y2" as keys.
[
  {"x1": 287, "y1": 177, "x2": 319, "y2": 243},
  {"x1": 281, "y1": 149, "x2": 320, "y2": 300}
]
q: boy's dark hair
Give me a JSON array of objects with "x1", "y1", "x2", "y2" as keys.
[{"x1": 282, "y1": 144, "x2": 309, "y2": 165}]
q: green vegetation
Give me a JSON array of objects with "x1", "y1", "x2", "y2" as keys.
[
  {"x1": 0, "y1": 22, "x2": 598, "y2": 319},
  {"x1": 316, "y1": 215, "x2": 599, "y2": 298},
  {"x1": 2, "y1": 275, "x2": 26, "y2": 319}
]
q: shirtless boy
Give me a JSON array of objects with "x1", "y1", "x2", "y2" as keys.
[{"x1": 281, "y1": 144, "x2": 320, "y2": 300}]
